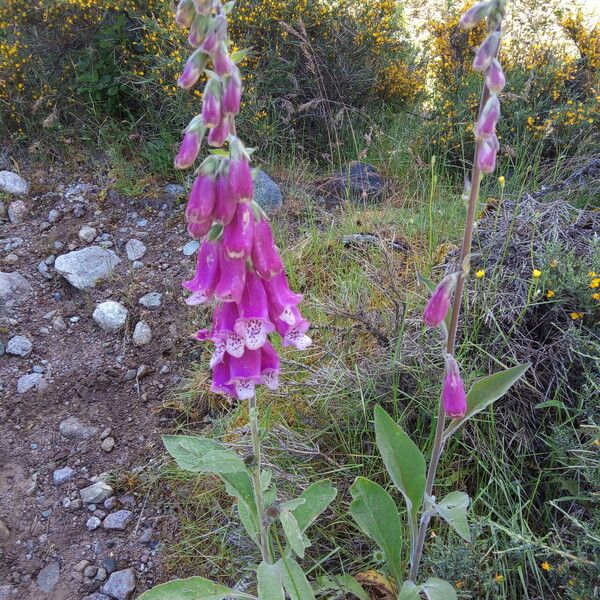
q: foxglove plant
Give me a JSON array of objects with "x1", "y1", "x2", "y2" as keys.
[{"x1": 348, "y1": 1, "x2": 530, "y2": 597}]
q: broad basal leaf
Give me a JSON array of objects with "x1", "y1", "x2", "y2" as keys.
[
  {"x1": 314, "y1": 575, "x2": 369, "y2": 600},
  {"x1": 349, "y1": 477, "x2": 403, "y2": 585},
  {"x1": 257, "y1": 562, "x2": 285, "y2": 600},
  {"x1": 290, "y1": 479, "x2": 337, "y2": 534},
  {"x1": 162, "y1": 435, "x2": 247, "y2": 474},
  {"x1": 276, "y1": 557, "x2": 316, "y2": 600},
  {"x1": 398, "y1": 580, "x2": 421, "y2": 600},
  {"x1": 138, "y1": 576, "x2": 256, "y2": 600},
  {"x1": 444, "y1": 364, "x2": 530, "y2": 438},
  {"x1": 435, "y1": 491, "x2": 471, "y2": 542},
  {"x1": 374, "y1": 406, "x2": 426, "y2": 542},
  {"x1": 421, "y1": 578, "x2": 457, "y2": 600}
]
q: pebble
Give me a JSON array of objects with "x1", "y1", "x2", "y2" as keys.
[
  {"x1": 52, "y1": 315, "x2": 67, "y2": 331},
  {"x1": 132, "y1": 260, "x2": 144, "y2": 270},
  {"x1": 138, "y1": 292, "x2": 162, "y2": 310},
  {"x1": 54, "y1": 246, "x2": 120, "y2": 290},
  {"x1": 182, "y1": 239, "x2": 200, "y2": 256},
  {"x1": 3, "y1": 254, "x2": 18, "y2": 264},
  {"x1": 79, "y1": 481, "x2": 113, "y2": 504},
  {"x1": 101, "y1": 568, "x2": 136, "y2": 600},
  {"x1": 17, "y1": 373, "x2": 43, "y2": 394},
  {"x1": 6, "y1": 335, "x2": 32, "y2": 357},
  {"x1": 8, "y1": 200, "x2": 28, "y2": 224},
  {"x1": 79, "y1": 226, "x2": 98, "y2": 243},
  {"x1": 93, "y1": 301, "x2": 128, "y2": 333},
  {"x1": 100, "y1": 428, "x2": 112, "y2": 440},
  {"x1": 38, "y1": 261, "x2": 52, "y2": 280},
  {"x1": 101, "y1": 557, "x2": 118, "y2": 574},
  {"x1": 164, "y1": 183, "x2": 185, "y2": 196},
  {"x1": 59, "y1": 416, "x2": 99, "y2": 441},
  {"x1": 53, "y1": 467, "x2": 75, "y2": 486},
  {"x1": 36, "y1": 562, "x2": 60, "y2": 593},
  {"x1": 124, "y1": 370, "x2": 136, "y2": 382},
  {"x1": 102, "y1": 510, "x2": 133, "y2": 531},
  {"x1": 84, "y1": 565, "x2": 98, "y2": 578},
  {"x1": 0, "y1": 519, "x2": 10, "y2": 542},
  {"x1": 101, "y1": 437, "x2": 115, "y2": 452},
  {"x1": 96, "y1": 567, "x2": 108, "y2": 581},
  {"x1": 132, "y1": 321, "x2": 152, "y2": 346},
  {"x1": 0, "y1": 171, "x2": 29, "y2": 195},
  {"x1": 138, "y1": 528, "x2": 153, "y2": 544},
  {"x1": 85, "y1": 516, "x2": 102, "y2": 531},
  {"x1": 74, "y1": 560, "x2": 90, "y2": 573},
  {"x1": 48, "y1": 208, "x2": 62, "y2": 223},
  {"x1": 104, "y1": 496, "x2": 117, "y2": 510},
  {"x1": 125, "y1": 239, "x2": 146, "y2": 261},
  {"x1": 0, "y1": 271, "x2": 32, "y2": 317}
]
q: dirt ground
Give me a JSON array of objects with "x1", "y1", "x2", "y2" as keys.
[{"x1": 0, "y1": 170, "x2": 202, "y2": 599}]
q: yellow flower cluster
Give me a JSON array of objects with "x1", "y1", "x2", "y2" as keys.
[{"x1": 560, "y1": 9, "x2": 600, "y2": 71}]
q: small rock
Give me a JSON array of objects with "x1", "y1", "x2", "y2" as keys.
[
  {"x1": 138, "y1": 528, "x2": 153, "y2": 544},
  {"x1": 102, "y1": 510, "x2": 133, "y2": 531},
  {"x1": 100, "y1": 428, "x2": 112, "y2": 440},
  {"x1": 80, "y1": 481, "x2": 113, "y2": 504},
  {"x1": 93, "y1": 301, "x2": 128, "y2": 333},
  {"x1": 36, "y1": 562, "x2": 60, "y2": 593},
  {"x1": 96, "y1": 567, "x2": 108, "y2": 581},
  {"x1": 132, "y1": 261, "x2": 144, "y2": 270},
  {"x1": 0, "y1": 171, "x2": 29, "y2": 195},
  {"x1": 2, "y1": 237, "x2": 23, "y2": 252},
  {"x1": 4, "y1": 254, "x2": 18, "y2": 264},
  {"x1": 103, "y1": 496, "x2": 117, "y2": 510},
  {"x1": 132, "y1": 321, "x2": 152, "y2": 346},
  {"x1": 79, "y1": 226, "x2": 98, "y2": 244},
  {"x1": 101, "y1": 568, "x2": 136, "y2": 600},
  {"x1": 254, "y1": 170, "x2": 283, "y2": 212},
  {"x1": 54, "y1": 246, "x2": 121, "y2": 290},
  {"x1": 84, "y1": 565, "x2": 98, "y2": 578},
  {"x1": 138, "y1": 292, "x2": 162, "y2": 310},
  {"x1": 124, "y1": 369, "x2": 136, "y2": 382},
  {"x1": 0, "y1": 585, "x2": 16, "y2": 600},
  {"x1": 0, "y1": 518, "x2": 10, "y2": 542},
  {"x1": 182, "y1": 240, "x2": 200, "y2": 256},
  {"x1": 101, "y1": 557, "x2": 118, "y2": 574},
  {"x1": 325, "y1": 161, "x2": 386, "y2": 206},
  {"x1": 86, "y1": 516, "x2": 102, "y2": 531},
  {"x1": 52, "y1": 315, "x2": 67, "y2": 332},
  {"x1": 17, "y1": 373, "x2": 43, "y2": 394},
  {"x1": 48, "y1": 208, "x2": 62, "y2": 223},
  {"x1": 125, "y1": 239, "x2": 146, "y2": 261},
  {"x1": 164, "y1": 183, "x2": 185, "y2": 196},
  {"x1": 0, "y1": 271, "x2": 32, "y2": 317},
  {"x1": 6, "y1": 335, "x2": 32, "y2": 357},
  {"x1": 101, "y1": 437, "x2": 115, "y2": 452},
  {"x1": 38, "y1": 261, "x2": 53, "y2": 280},
  {"x1": 82, "y1": 594, "x2": 110, "y2": 600},
  {"x1": 59, "y1": 416, "x2": 99, "y2": 441},
  {"x1": 74, "y1": 560, "x2": 90, "y2": 573},
  {"x1": 53, "y1": 467, "x2": 75, "y2": 486},
  {"x1": 7, "y1": 200, "x2": 27, "y2": 224}
]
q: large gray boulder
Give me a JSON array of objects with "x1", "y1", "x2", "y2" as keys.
[
  {"x1": 54, "y1": 246, "x2": 121, "y2": 290},
  {"x1": 254, "y1": 170, "x2": 282, "y2": 213},
  {"x1": 0, "y1": 171, "x2": 29, "y2": 196}
]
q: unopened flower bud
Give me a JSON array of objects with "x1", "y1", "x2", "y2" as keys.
[
  {"x1": 207, "y1": 114, "x2": 231, "y2": 147},
  {"x1": 186, "y1": 160, "x2": 218, "y2": 224},
  {"x1": 478, "y1": 133, "x2": 499, "y2": 173},
  {"x1": 442, "y1": 355, "x2": 467, "y2": 418},
  {"x1": 222, "y1": 67, "x2": 242, "y2": 115},
  {"x1": 188, "y1": 13, "x2": 210, "y2": 47},
  {"x1": 485, "y1": 58, "x2": 506, "y2": 93},
  {"x1": 175, "y1": 0, "x2": 195, "y2": 28},
  {"x1": 213, "y1": 163, "x2": 238, "y2": 225},
  {"x1": 202, "y1": 77, "x2": 223, "y2": 128},
  {"x1": 175, "y1": 118, "x2": 205, "y2": 169},
  {"x1": 178, "y1": 49, "x2": 208, "y2": 89},
  {"x1": 223, "y1": 202, "x2": 254, "y2": 259},
  {"x1": 214, "y1": 43, "x2": 233, "y2": 77},
  {"x1": 201, "y1": 14, "x2": 227, "y2": 55},
  {"x1": 473, "y1": 32, "x2": 500, "y2": 72},
  {"x1": 423, "y1": 273, "x2": 458, "y2": 327},
  {"x1": 459, "y1": 0, "x2": 493, "y2": 29},
  {"x1": 475, "y1": 94, "x2": 500, "y2": 139}
]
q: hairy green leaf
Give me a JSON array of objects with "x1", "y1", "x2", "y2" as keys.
[
  {"x1": 162, "y1": 435, "x2": 247, "y2": 474},
  {"x1": 315, "y1": 575, "x2": 369, "y2": 600},
  {"x1": 435, "y1": 491, "x2": 471, "y2": 542},
  {"x1": 421, "y1": 577, "x2": 457, "y2": 600},
  {"x1": 398, "y1": 580, "x2": 421, "y2": 600},
  {"x1": 137, "y1": 576, "x2": 256, "y2": 599},
  {"x1": 257, "y1": 562, "x2": 285, "y2": 600},
  {"x1": 280, "y1": 510, "x2": 308, "y2": 558},
  {"x1": 291, "y1": 480, "x2": 337, "y2": 533},
  {"x1": 349, "y1": 477, "x2": 403, "y2": 585},
  {"x1": 374, "y1": 406, "x2": 426, "y2": 544},
  {"x1": 444, "y1": 364, "x2": 530, "y2": 438},
  {"x1": 277, "y1": 558, "x2": 316, "y2": 600}
]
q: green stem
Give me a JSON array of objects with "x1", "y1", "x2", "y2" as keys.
[{"x1": 249, "y1": 397, "x2": 272, "y2": 564}]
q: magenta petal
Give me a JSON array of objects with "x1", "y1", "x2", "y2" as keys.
[
  {"x1": 175, "y1": 131, "x2": 201, "y2": 170},
  {"x1": 486, "y1": 59, "x2": 506, "y2": 93},
  {"x1": 227, "y1": 348, "x2": 262, "y2": 399},
  {"x1": 222, "y1": 69, "x2": 242, "y2": 115},
  {"x1": 260, "y1": 342, "x2": 280, "y2": 390},
  {"x1": 275, "y1": 306, "x2": 312, "y2": 350},
  {"x1": 202, "y1": 88, "x2": 222, "y2": 128},
  {"x1": 234, "y1": 270, "x2": 274, "y2": 350},
  {"x1": 187, "y1": 174, "x2": 216, "y2": 224},
  {"x1": 476, "y1": 94, "x2": 500, "y2": 139},
  {"x1": 187, "y1": 219, "x2": 212, "y2": 240},
  {"x1": 214, "y1": 44, "x2": 233, "y2": 77},
  {"x1": 423, "y1": 274, "x2": 456, "y2": 327},
  {"x1": 183, "y1": 240, "x2": 220, "y2": 304},
  {"x1": 208, "y1": 115, "x2": 230, "y2": 147},
  {"x1": 211, "y1": 358, "x2": 238, "y2": 398},
  {"x1": 478, "y1": 134, "x2": 499, "y2": 173},
  {"x1": 213, "y1": 169, "x2": 237, "y2": 225},
  {"x1": 442, "y1": 356, "x2": 467, "y2": 418},
  {"x1": 223, "y1": 203, "x2": 254, "y2": 259},
  {"x1": 213, "y1": 301, "x2": 245, "y2": 358},
  {"x1": 473, "y1": 32, "x2": 500, "y2": 72},
  {"x1": 229, "y1": 157, "x2": 253, "y2": 202},
  {"x1": 251, "y1": 218, "x2": 284, "y2": 280},
  {"x1": 265, "y1": 271, "x2": 302, "y2": 325},
  {"x1": 214, "y1": 250, "x2": 246, "y2": 303}
]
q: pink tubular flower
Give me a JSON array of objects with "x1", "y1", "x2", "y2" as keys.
[
  {"x1": 274, "y1": 306, "x2": 312, "y2": 350},
  {"x1": 251, "y1": 218, "x2": 284, "y2": 280},
  {"x1": 260, "y1": 342, "x2": 280, "y2": 390},
  {"x1": 211, "y1": 360, "x2": 237, "y2": 398},
  {"x1": 202, "y1": 78, "x2": 222, "y2": 128},
  {"x1": 175, "y1": 119, "x2": 204, "y2": 169},
  {"x1": 473, "y1": 32, "x2": 500, "y2": 72},
  {"x1": 265, "y1": 271, "x2": 302, "y2": 325},
  {"x1": 478, "y1": 133, "x2": 499, "y2": 173},
  {"x1": 207, "y1": 115, "x2": 231, "y2": 147},
  {"x1": 475, "y1": 94, "x2": 500, "y2": 139},
  {"x1": 223, "y1": 202, "x2": 254, "y2": 259},
  {"x1": 213, "y1": 167, "x2": 237, "y2": 225},
  {"x1": 442, "y1": 355, "x2": 467, "y2": 418},
  {"x1": 178, "y1": 50, "x2": 207, "y2": 89},
  {"x1": 459, "y1": 0, "x2": 493, "y2": 29},
  {"x1": 183, "y1": 240, "x2": 220, "y2": 305},
  {"x1": 187, "y1": 219, "x2": 212, "y2": 239},
  {"x1": 423, "y1": 273, "x2": 457, "y2": 327},
  {"x1": 234, "y1": 270, "x2": 275, "y2": 350},
  {"x1": 222, "y1": 68, "x2": 242, "y2": 115},
  {"x1": 227, "y1": 349, "x2": 262, "y2": 400},
  {"x1": 201, "y1": 14, "x2": 227, "y2": 55},
  {"x1": 199, "y1": 301, "x2": 246, "y2": 360},
  {"x1": 229, "y1": 158, "x2": 253, "y2": 203},
  {"x1": 214, "y1": 43, "x2": 233, "y2": 77},
  {"x1": 214, "y1": 250, "x2": 246, "y2": 303},
  {"x1": 485, "y1": 58, "x2": 506, "y2": 93},
  {"x1": 187, "y1": 171, "x2": 216, "y2": 225},
  {"x1": 175, "y1": 0, "x2": 195, "y2": 28},
  {"x1": 188, "y1": 13, "x2": 210, "y2": 47}
]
